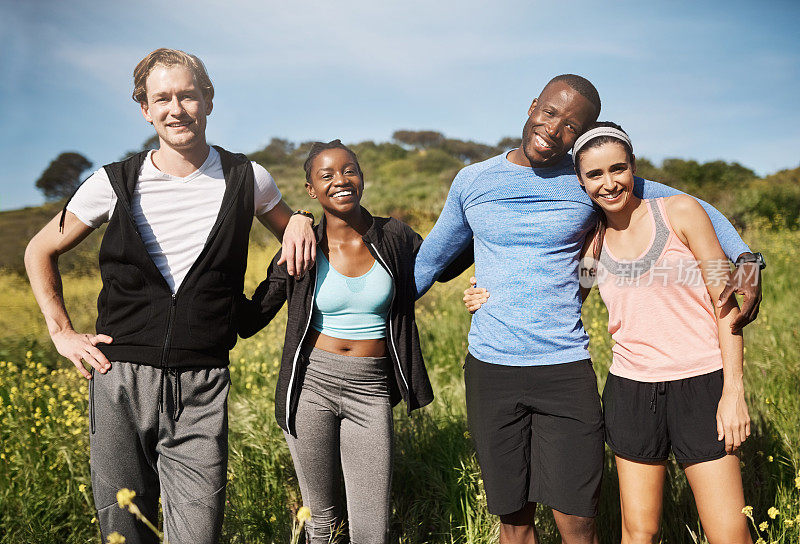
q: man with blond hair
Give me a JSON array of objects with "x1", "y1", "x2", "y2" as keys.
[{"x1": 25, "y1": 48, "x2": 316, "y2": 543}]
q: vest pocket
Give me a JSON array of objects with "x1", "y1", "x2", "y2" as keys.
[
  {"x1": 188, "y1": 271, "x2": 236, "y2": 347},
  {"x1": 99, "y1": 265, "x2": 151, "y2": 338}
]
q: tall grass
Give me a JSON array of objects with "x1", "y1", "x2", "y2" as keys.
[{"x1": 1, "y1": 228, "x2": 798, "y2": 543}]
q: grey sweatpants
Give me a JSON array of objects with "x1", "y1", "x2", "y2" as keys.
[
  {"x1": 89, "y1": 362, "x2": 229, "y2": 544},
  {"x1": 285, "y1": 347, "x2": 393, "y2": 544}
]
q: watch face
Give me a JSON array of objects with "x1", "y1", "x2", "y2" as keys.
[{"x1": 741, "y1": 252, "x2": 766, "y2": 269}]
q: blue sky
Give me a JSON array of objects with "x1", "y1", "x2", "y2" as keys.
[{"x1": 1, "y1": 0, "x2": 798, "y2": 210}]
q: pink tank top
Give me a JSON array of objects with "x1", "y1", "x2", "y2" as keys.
[{"x1": 596, "y1": 198, "x2": 723, "y2": 382}]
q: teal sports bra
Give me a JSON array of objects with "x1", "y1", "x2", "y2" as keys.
[{"x1": 310, "y1": 253, "x2": 394, "y2": 340}]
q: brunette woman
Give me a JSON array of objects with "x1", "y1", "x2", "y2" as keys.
[{"x1": 466, "y1": 123, "x2": 753, "y2": 544}]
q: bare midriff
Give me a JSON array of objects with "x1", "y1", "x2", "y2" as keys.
[{"x1": 306, "y1": 329, "x2": 388, "y2": 358}]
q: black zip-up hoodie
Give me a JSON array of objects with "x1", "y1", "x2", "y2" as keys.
[
  {"x1": 239, "y1": 208, "x2": 440, "y2": 436},
  {"x1": 93, "y1": 146, "x2": 254, "y2": 368}
]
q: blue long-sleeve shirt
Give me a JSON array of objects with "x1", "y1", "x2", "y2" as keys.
[{"x1": 415, "y1": 152, "x2": 750, "y2": 366}]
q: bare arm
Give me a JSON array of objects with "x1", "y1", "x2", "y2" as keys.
[
  {"x1": 256, "y1": 199, "x2": 315, "y2": 278},
  {"x1": 24, "y1": 211, "x2": 112, "y2": 379},
  {"x1": 668, "y1": 195, "x2": 750, "y2": 453}
]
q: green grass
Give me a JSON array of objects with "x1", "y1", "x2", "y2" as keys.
[{"x1": 1, "y1": 227, "x2": 798, "y2": 543}]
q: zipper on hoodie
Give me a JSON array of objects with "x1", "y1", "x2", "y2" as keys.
[
  {"x1": 160, "y1": 294, "x2": 178, "y2": 368},
  {"x1": 286, "y1": 270, "x2": 318, "y2": 431},
  {"x1": 107, "y1": 155, "x2": 246, "y2": 338},
  {"x1": 369, "y1": 243, "x2": 410, "y2": 398},
  {"x1": 157, "y1": 293, "x2": 177, "y2": 414},
  {"x1": 111, "y1": 187, "x2": 180, "y2": 360}
]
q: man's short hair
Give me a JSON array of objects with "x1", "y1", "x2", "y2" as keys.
[
  {"x1": 132, "y1": 48, "x2": 214, "y2": 104},
  {"x1": 545, "y1": 74, "x2": 601, "y2": 119}
]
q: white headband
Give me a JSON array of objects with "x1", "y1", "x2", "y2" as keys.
[{"x1": 572, "y1": 127, "x2": 633, "y2": 164}]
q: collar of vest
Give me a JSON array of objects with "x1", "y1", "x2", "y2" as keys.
[
  {"x1": 103, "y1": 145, "x2": 250, "y2": 212},
  {"x1": 98, "y1": 145, "x2": 254, "y2": 295}
]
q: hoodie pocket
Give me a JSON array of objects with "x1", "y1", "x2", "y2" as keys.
[
  {"x1": 187, "y1": 271, "x2": 236, "y2": 347},
  {"x1": 98, "y1": 264, "x2": 151, "y2": 338}
]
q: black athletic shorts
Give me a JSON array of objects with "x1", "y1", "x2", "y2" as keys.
[
  {"x1": 602, "y1": 370, "x2": 727, "y2": 464},
  {"x1": 464, "y1": 353, "x2": 604, "y2": 518}
]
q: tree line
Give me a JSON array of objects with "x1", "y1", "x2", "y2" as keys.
[{"x1": 33, "y1": 130, "x2": 799, "y2": 229}]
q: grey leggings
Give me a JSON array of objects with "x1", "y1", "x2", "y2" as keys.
[{"x1": 285, "y1": 347, "x2": 393, "y2": 544}]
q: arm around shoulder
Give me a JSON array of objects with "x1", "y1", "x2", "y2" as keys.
[
  {"x1": 257, "y1": 199, "x2": 317, "y2": 278},
  {"x1": 413, "y1": 168, "x2": 475, "y2": 297},
  {"x1": 400, "y1": 219, "x2": 474, "y2": 296},
  {"x1": 665, "y1": 195, "x2": 725, "y2": 262},
  {"x1": 666, "y1": 195, "x2": 734, "y2": 312},
  {"x1": 638, "y1": 178, "x2": 750, "y2": 262},
  {"x1": 664, "y1": 192, "x2": 762, "y2": 330}
]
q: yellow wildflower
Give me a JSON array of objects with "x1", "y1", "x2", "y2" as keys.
[
  {"x1": 742, "y1": 506, "x2": 754, "y2": 517},
  {"x1": 767, "y1": 455, "x2": 774, "y2": 462},
  {"x1": 795, "y1": 475, "x2": 800, "y2": 489},
  {"x1": 755, "y1": 539, "x2": 765, "y2": 544},
  {"x1": 116, "y1": 488, "x2": 136, "y2": 508},
  {"x1": 269, "y1": 514, "x2": 277, "y2": 522},
  {"x1": 785, "y1": 519, "x2": 795, "y2": 527},
  {"x1": 297, "y1": 506, "x2": 312, "y2": 523},
  {"x1": 25, "y1": 351, "x2": 32, "y2": 360},
  {"x1": 759, "y1": 521, "x2": 768, "y2": 531},
  {"x1": 106, "y1": 532, "x2": 126, "y2": 544},
  {"x1": 91, "y1": 517, "x2": 97, "y2": 524},
  {"x1": 767, "y1": 507, "x2": 779, "y2": 519},
  {"x1": 78, "y1": 484, "x2": 86, "y2": 493}
]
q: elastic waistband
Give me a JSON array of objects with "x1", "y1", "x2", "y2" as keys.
[{"x1": 305, "y1": 346, "x2": 390, "y2": 379}]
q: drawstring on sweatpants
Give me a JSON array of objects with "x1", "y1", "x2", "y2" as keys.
[
  {"x1": 649, "y1": 381, "x2": 666, "y2": 413},
  {"x1": 158, "y1": 367, "x2": 166, "y2": 414},
  {"x1": 157, "y1": 368, "x2": 183, "y2": 421},
  {"x1": 173, "y1": 369, "x2": 182, "y2": 420}
]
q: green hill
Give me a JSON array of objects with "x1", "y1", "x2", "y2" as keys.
[
  {"x1": 3, "y1": 134, "x2": 799, "y2": 275},
  {"x1": 1, "y1": 135, "x2": 799, "y2": 544}
]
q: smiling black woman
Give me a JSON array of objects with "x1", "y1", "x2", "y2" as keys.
[{"x1": 239, "y1": 140, "x2": 464, "y2": 544}]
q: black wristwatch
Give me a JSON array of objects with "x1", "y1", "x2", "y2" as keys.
[
  {"x1": 292, "y1": 209, "x2": 315, "y2": 222},
  {"x1": 735, "y1": 252, "x2": 766, "y2": 270}
]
